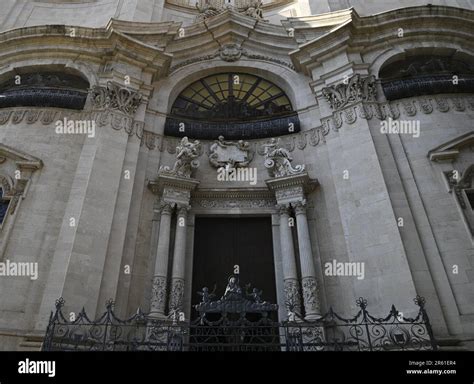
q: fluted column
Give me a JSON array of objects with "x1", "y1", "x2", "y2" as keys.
[
  {"x1": 150, "y1": 202, "x2": 174, "y2": 317},
  {"x1": 278, "y1": 204, "x2": 302, "y2": 316},
  {"x1": 294, "y1": 201, "x2": 321, "y2": 320},
  {"x1": 168, "y1": 204, "x2": 189, "y2": 314}
]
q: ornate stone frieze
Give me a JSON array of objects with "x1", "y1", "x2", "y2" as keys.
[
  {"x1": 151, "y1": 276, "x2": 168, "y2": 314},
  {"x1": 322, "y1": 95, "x2": 474, "y2": 131},
  {"x1": 192, "y1": 187, "x2": 276, "y2": 210},
  {"x1": 261, "y1": 138, "x2": 305, "y2": 178},
  {"x1": 275, "y1": 186, "x2": 304, "y2": 202},
  {"x1": 322, "y1": 74, "x2": 377, "y2": 111},
  {"x1": 193, "y1": 198, "x2": 275, "y2": 209},
  {"x1": 90, "y1": 81, "x2": 142, "y2": 116},
  {"x1": 162, "y1": 189, "x2": 190, "y2": 204}
]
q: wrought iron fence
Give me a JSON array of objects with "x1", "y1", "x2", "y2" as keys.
[{"x1": 42, "y1": 296, "x2": 437, "y2": 351}]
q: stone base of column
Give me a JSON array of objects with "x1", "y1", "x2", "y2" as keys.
[
  {"x1": 150, "y1": 275, "x2": 168, "y2": 318},
  {"x1": 302, "y1": 276, "x2": 322, "y2": 321},
  {"x1": 283, "y1": 278, "x2": 302, "y2": 320},
  {"x1": 168, "y1": 278, "x2": 185, "y2": 315}
]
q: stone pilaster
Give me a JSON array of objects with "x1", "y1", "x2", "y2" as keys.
[{"x1": 294, "y1": 201, "x2": 321, "y2": 319}]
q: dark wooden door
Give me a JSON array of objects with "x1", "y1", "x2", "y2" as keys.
[{"x1": 191, "y1": 217, "x2": 276, "y2": 319}]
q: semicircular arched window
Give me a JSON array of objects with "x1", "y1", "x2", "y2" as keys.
[
  {"x1": 0, "y1": 71, "x2": 89, "y2": 110},
  {"x1": 380, "y1": 55, "x2": 474, "y2": 101},
  {"x1": 165, "y1": 73, "x2": 300, "y2": 140}
]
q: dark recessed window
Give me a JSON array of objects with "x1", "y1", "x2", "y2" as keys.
[
  {"x1": 466, "y1": 190, "x2": 474, "y2": 210},
  {"x1": 379, "y1": 55, "x2": 474, "y2": 100},
  {"x1": 0, "y1": 188, "x2": 9, "y2": 225},
  {"x1": 165, "y1": 73, "x2": 299, "y2": 140},
  {"x1": 0, "y1": 71, "x2": 89, "y2": 110}
]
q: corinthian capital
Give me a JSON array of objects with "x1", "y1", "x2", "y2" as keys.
[
  {"x1": 293, "y1": 200, "x2": 307, "y2": 215},
  {"x1": 276, "y1": 204, "x2": 291, "y2": 216},
  {"x1": 159, "y1": 202, "x2": 174, "y2": 215},
  {"x1": 90, "y1": 81, "x2": 142, "y2": 116},
  {"x1": 322, "y1": 74, "x2": 376, "y2": 111}
]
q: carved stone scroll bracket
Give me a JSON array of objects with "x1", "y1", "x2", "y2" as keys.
[
  {"x1": 90, "y1": 81, "x2": 142, "y2": 117},
  {"x1": 322, "y1": 74, "x2": 377, "y2": 111}
]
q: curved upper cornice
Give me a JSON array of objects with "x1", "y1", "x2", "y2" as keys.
[
  {"x1": 289, "y1": 5, "x2": 474, "y2": 76},
  {"x1": 0, "y1": 21, "x2": 175, "y2": 85},
  {"x1": 0, "y1": 9, "x2": 298, "y2": 80},
  {"x1": 165, "y1": 0, "x2": 294, "y2": 11},
  {"x1": 165, "y1": 9, "x2": 297, "y2": 70}
]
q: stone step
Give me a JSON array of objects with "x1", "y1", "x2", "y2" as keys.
[{"x1": 17, "y1": 337, "x2": 43, "y2": 351}]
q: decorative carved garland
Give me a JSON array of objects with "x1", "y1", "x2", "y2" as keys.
[{"x1": 322, "y1": 95, "x2": 474, "y2": 132}]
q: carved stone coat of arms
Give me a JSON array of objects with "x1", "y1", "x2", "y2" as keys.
[{"x1": 209, "y1": 136, "x2": 254, "y2": 168}]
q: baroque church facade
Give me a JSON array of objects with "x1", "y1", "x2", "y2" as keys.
[{"x1": 0, "y1": 0, "x2": 473, "y2": 350}]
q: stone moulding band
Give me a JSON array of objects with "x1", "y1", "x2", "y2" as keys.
[
  {"x1": 322, "y1": 95, "x2": 474, "y2": 131},
  {"x1": 2, "y1": 95, "x2": 472, "y2": 153}
]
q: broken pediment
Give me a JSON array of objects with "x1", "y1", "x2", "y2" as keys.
[
  {"x1": 428, "y1": 131, "x2": 474, "y2": 162},
  {"x1": 0, "y1": 143, "x2": 43, "y2": 173}
]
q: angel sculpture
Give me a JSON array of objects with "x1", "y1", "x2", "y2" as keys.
[
  {"x1": 261, "y1": 137, "x2": 305, "y2": 178},
  {"x1": 197, "y1": 286, "x2": 216, "y2": 303},
  {"x1": 159, "y1": 136, "x2": 201, "y2": 178},
  {"x1": 244, "y1": 0, "x2": 265, "y2": 20},
  {"x1": 250, "y1": 288, "x2": 263, "y2": 303},
  {"x1": 195, "y1": 2, "x2": 221, "y2": 21}
]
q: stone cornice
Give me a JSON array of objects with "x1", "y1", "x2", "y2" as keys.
[
  {"x1": 265, "y1": 172, "x2": 318, "y2": 194},
  {"x1": 0, "y1": 23, "x2": 173, "y2": 83},
  {"x1": 165, "y1": 9, "x2": 297, "y2": 68},
  {"x1": 321, "y1": 94, "x2": 474, "y2": 132},
  {"x1": 290, "y1": 6, "x2": 474, "y2": 76},
  {"x1": 148, "y1": 173, "x2": 200, "y2": 195},
  {"x1": 0, "y1": 144, "x2": 43, "y2": 172},
  {"x1": 165, "y1": 0, "x2": 294, "y2": 11}
]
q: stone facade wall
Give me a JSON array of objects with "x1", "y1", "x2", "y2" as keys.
[
  {"x1": 0, "y1": 2, "x2": 473, "y2": 350},
  {"x1": 1, "y1": 0, "x2": 472, "y2": 31}
]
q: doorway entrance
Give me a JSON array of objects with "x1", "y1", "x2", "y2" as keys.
[{"x1": 191, "y1": 216, "x2": 277, "y2": 319}]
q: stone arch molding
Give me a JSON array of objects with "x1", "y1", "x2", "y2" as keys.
[
  {"x1": 152, "y1": 61, "x2": 315, "y2": 120},
  {"x1": 0, "y1": 61, "x2": 98, "y2": 89},
  {"x1": 369, "y1": 46, "x2": 474, "y2": 82}
]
